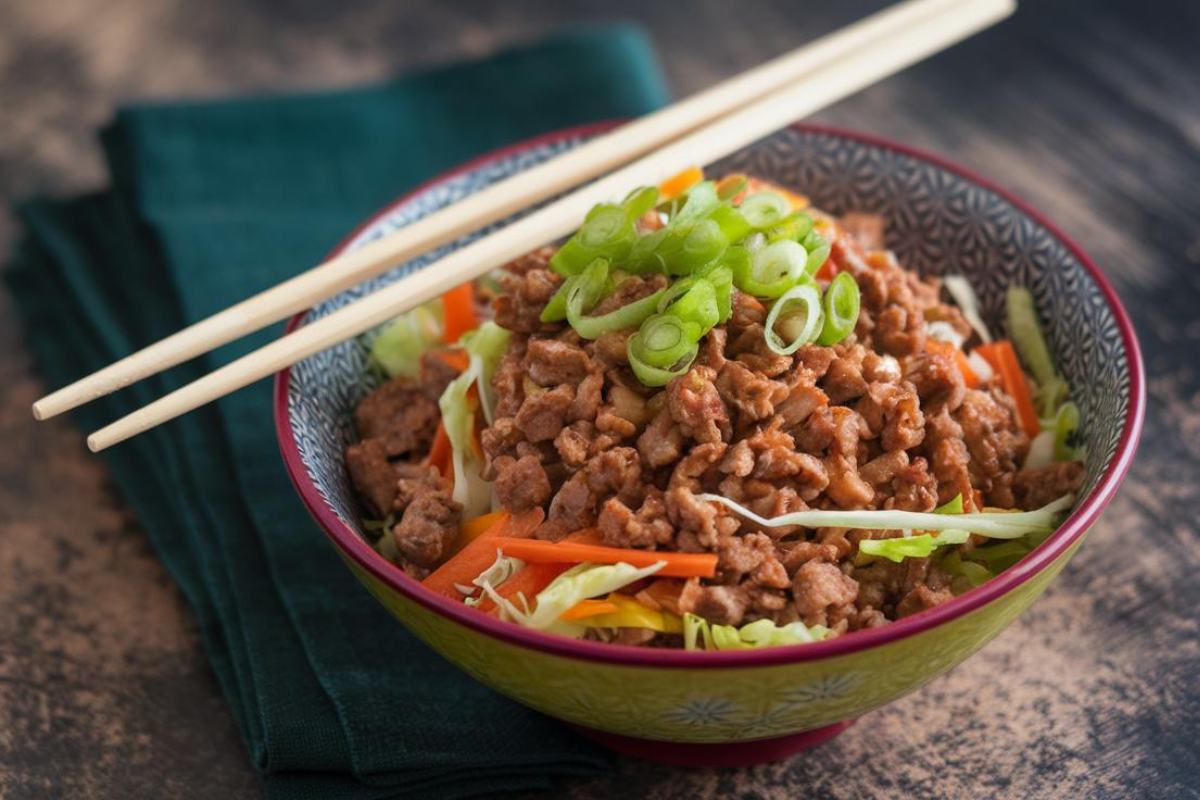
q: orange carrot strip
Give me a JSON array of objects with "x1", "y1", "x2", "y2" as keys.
[
  {"x1": 560, "y1": 599, "x2": 620, "y2": 621},
  {"x1": 658, "y1": 166, "x2": 703, "y2": 202},
  {"x1": 437, "y1": 348, "x2": 471, "y2": 372},
  {"x1": 927, "y1": 339, "x2": 980, "y2": 390},
  {"x1": 487, "y1": 538, "x2": 718, "y2": 579},
  {"x1": 477, "y1": 528, "x2": 600, "y2": 613},
  {"x1": 459, "y1": 510, "x2": 505, "y2": 544},
  {"x1": 427, "y1": 422, "x2": 453, "y2": 480},
  {"x1": 441, "y1": 282, "x2": 479, "y2": 344},
  {"x1": 421, "y1": 508, "x2": 543, "y2": 599},
  {"x1": 976, "y1": 340, "x2": 1041, "y2": 436},
  {"x1": 954, "y1": 348, "x2": 980, "y2": 389}
]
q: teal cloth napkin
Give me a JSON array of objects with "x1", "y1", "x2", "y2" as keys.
[{"x1": 6, "y1": 26, "x2": 669, "y2": 799}]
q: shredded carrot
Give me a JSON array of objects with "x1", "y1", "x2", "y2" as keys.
[
  {"x1": 560, "y1": 599, "x2": 620, "y2": 621},
  {"x1": 441, "y1": 283, "x2": 479, "y2": 344},
  {"x1": 427, "y1": 422, "x2": 453, "y2": 481},
  {"x1": 421, "y1": 508, "x2": 543, "y2": 599},
  {"x1": 459, "y1": 510, "x2": 505, "y2": 545},
  {"x1": 927, "y1": 339, "x2": 980, "y2": 390},
  {"x1": 487, "y1": 538, "x2": 718, "y2": 578},
  {"x1": 954, "y1": 348, "x2": 980, "y2": 389},
  {"x1": 437, "y1": 348, "x2": 471, "y2": 372},
  {"x1": 476, "y1": 528, "x2": 602, "y2": 613},
  {"x1": 975, "y1": 340, "x2": 1041, "y2": 436},
  {"x1": 659, "y1": 166, "x2": 703, "y2": 202}
]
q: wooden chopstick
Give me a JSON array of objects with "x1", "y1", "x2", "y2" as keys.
[
  {"x1": 33, "y1": 0, "x2": 982, "y2": 423},
  {"x1": 87, "y1": 0, "x2": 1014, "y2": 452}
]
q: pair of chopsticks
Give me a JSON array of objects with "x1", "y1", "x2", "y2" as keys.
[{"x1": 35, "y1": 0, "x2": 1015, "y2": 451}]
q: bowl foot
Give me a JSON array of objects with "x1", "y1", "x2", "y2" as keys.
[{"x1": 567, "y1": 718, "x2": 856, "y2": 767}]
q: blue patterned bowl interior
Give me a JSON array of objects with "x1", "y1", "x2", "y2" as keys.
[{"x1": 285, "y1": 127, "x2": 1133, "y2": 546}]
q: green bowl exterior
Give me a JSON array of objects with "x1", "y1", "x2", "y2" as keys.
[{"x1": 340, "y1": 532, "x2": 1086, "y2": 742}]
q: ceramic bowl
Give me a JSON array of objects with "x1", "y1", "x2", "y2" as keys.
[{"x1": 275, "y1": 122, "x2": 1144, "y2": 766}]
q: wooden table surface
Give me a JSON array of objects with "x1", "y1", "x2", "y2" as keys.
[{"x1": 2, "y1": 0, "x2": 1198, "y2": 797}]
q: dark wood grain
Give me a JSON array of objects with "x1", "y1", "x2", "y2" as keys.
[{"x1": 2, "y1": 0, "x2": 1198, "y2": 797}]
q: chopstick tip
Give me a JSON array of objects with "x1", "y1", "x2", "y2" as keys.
[{"x1": 31, "y1": 400, "x2": 48, "y2": 421}]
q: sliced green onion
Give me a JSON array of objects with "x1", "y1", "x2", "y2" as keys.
[
  {"x1": 622, "y1": 186, "x2": 660, "y2": 220},
  {"x1": 801, "y1": 229, "x2": 832, "y2": 277},
  {"x1": 736, "y1": 239, "x2": 807, "y2": 298},
  {"x1": 816, "y1": 271, "x2": 861, "y2": 346},
  {"x1": 540, "y1": 275, "x2": 574, "y2": 322},
  {"x1": 708, "y1": 204, "x2": 751, "y2": 244},
  {"x1": 675, "y1": 219, "x2": 728, "y2": 275},
  {"x1": 740, "y1": 191, "x2": 791, "y2": 229},
  {"x1": 696, "y1": 263, "x2": 734, "y2": 323},
  {"x1": 567, "y1": 285, "x2": 664, "y2": 340},
  {"x1": 764, "y1": 282, "x2": 823, "y2": 355},
  {"x1": 767, "y1": 212, "x2": 814, "y2": 244},
  {"x1": 627, "y1": 333, "x2": 698, "y2": 387},
  {"x1": 552, "y1": 189, "x2": 656, "y2": 276},
  {"x1": 626, "y1": 228, "x2": 670, "y2": 274},
  {"x1": 699, "y1": 493, "x2": 1076, "y2": 540},
  {"x1": 672, "y1": 181, "x2": 721, "y2": 226},
  {"x1": 632, "y1": 314, "x2": 695, "y2": 368},
  {"x1": 660, "y1": 279, "x2": 719, "y2": 338}
]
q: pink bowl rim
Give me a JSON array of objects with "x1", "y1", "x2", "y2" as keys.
[{"x1": 274, "y1": 120, "x2": 1145, "y2": 670}]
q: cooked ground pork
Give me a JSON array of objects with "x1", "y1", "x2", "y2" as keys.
[{"x1": 346, "y1": 194, "x2": 1084, "y2": 642}]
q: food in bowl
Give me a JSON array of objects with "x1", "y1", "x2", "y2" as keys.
[{"x1": 343, "y1": 169, "x2": 1084, "y2": 651}]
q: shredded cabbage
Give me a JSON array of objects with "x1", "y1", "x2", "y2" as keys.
[
  {"x1": 926, "y1": 320, "x2": 966, "y2": 349},
  {"x1": 369, "y1": 302, "x2": 444, "y2": 377},
  {"x1": 438, "y1": 321, "x2": 511, "y2": 517},
  {"x1": 858, "y1": 529, "x2": 970, "y2": 563},
  {"x1": 683, "y1": 613, "x2": 829, "y2": 651},
  {"x1": 482, "y1": 561, "x2": 665, "y2": 636},
  {"x1": 462, "y1": 549, "x2": 524, "y2": 607},
  {"x1": 943, "y1": 275, "x2": 992, "y2": 343},
  {"x1": 699, "y1": 493, "x2": 1074, "y2": 540}
]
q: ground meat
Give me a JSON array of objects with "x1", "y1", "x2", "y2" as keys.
[
  {"x1": 905, "y1": 346, "x2": 966, "y2": 413},
  {"x1": 716, "y1": 360, "x2": 788, "y2": 423},
  {"x1": 667, "y1": 366, "x2": 730, "y2": 444},
  {"x1": 527, "y1": 338, "x2": 592, "y2": 386},
  {"x1": 492, "y1": 454, "x2": 552, "y2": 512},
  {"x1": 593, "y1": 274, "x2": 667, "y2": 315},
  {"x1": 493, "y1": 265, "x2": 562, "y2": 333},
  {"x1": 554, "y1": 421, "x2": 593, "y2": 469},
  {"x1": 896, "y1": 584, "x2": 954, "y2": 618},
  {"x1": 823, "y1": 344, "x2": 870, "y2": 404},
  {"x1": 354, "y1": 377, "x2": 440, "y2": 457},
  {"x1": 1012, "y1": 461, "x2": 1084, "y2": 509},
  {"x1": 680, "y1": 581, "x2": 750, "y2": 626},
  {"x1": 515, "y1": 384, "x2": 574, "y2": 443},
  {"x1": 956, "y1": 389, "x2": 1029, "y2": 497},
  {"x1": 856, "y1": 380, "x2": 925, "y2": 451},
  {"x1": 598, "y1": 492, "x2": 673, "y2": 549},
  {"x1": 541, "y1": 472, "x2": 595, "y2": 541},
  {"x1": 792, "y1": 561, "x2": 859, "y2": 626},
  {"x1": 345, "y1": 438, "x2": 427, "y2": 517},
  {"x1": 391, "y1": 475, "x2": 461, "y2": 568},
  {"x1": 637, "y1": 410, "x2": 684, "y2": 468}
]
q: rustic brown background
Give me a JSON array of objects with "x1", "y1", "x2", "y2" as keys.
[{"x1": 2, "y1": 0, "x2": 1198, "y2": 797}]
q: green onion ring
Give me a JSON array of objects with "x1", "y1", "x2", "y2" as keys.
[
  {"x1": 764, "y1": 282, "x2": 823, "y2": 355},
  {"x1": 740, "y1": 191, "x2": 791, "y2": 229},
  {"x1": 816, "y1": 271, "x2": 861, "y2": 345},
  {"x1": 627, "y1": 333, "x2": 699, "y2": 387},
  {"x1": 632, "y1": 314, "x2": 694, "y2": 367}
]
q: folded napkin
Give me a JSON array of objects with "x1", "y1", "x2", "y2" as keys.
[{"x1": 6, "y1": 26, "x2": 669, "y2": 799}]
